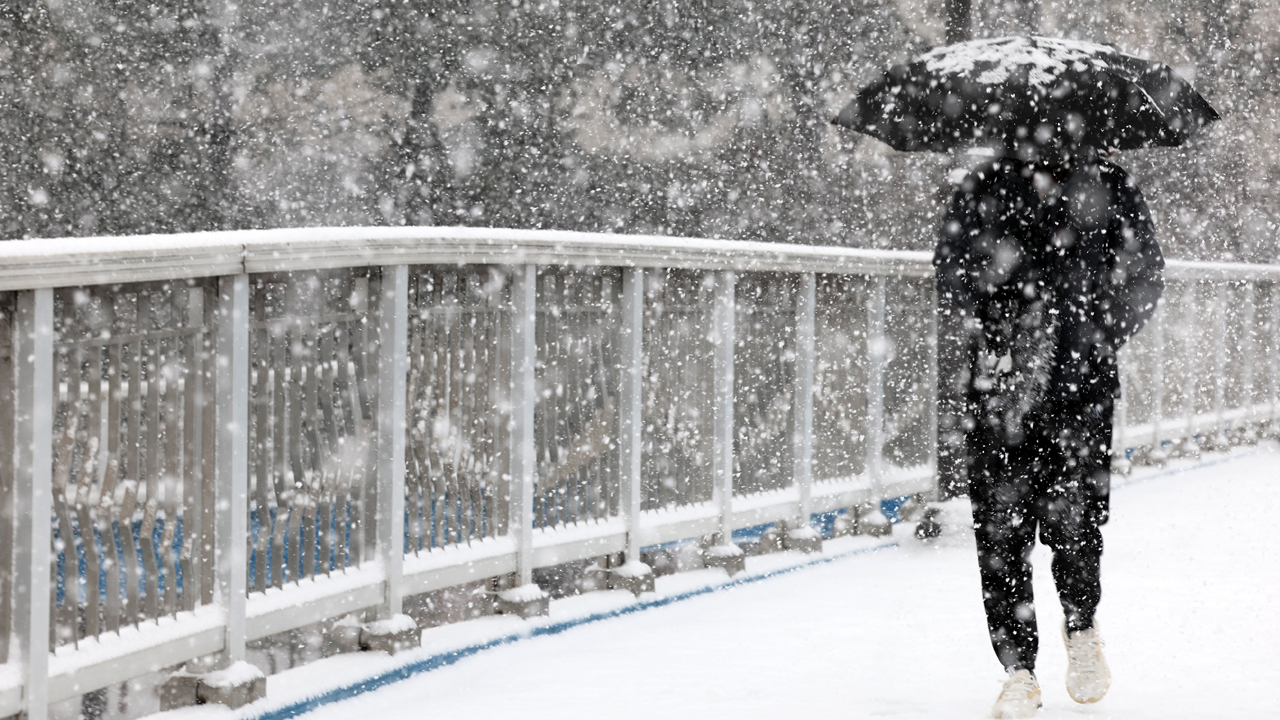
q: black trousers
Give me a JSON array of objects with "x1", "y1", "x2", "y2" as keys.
[{"x1": 967, "y1": 399, "x2": 1112, "y2": 673}]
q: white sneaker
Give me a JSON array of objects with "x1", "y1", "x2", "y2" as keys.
[
  {"x1": 1063, "y1": 624, "x2": 1111, "y2": 703},
  {"x1": 991, "y1": 669, "x2": 1042, "y2": 718}
]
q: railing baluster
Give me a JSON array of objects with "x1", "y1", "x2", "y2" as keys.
[
  {"x1": 124, "y1": 294, "x2": 143, "y2": 626},
  {"x1": 182, "y1": 287, "x2": 205, "y2": 610},
  {"x1": 103, "y1": 341, "x2": 123, "y2": 632},
  {"x1": 53, "y1": 344, "x2": 79, "y2": 645},
  {"x1": 270, "y1": 313, "x2": 289, "y2": 587},
  {"x1": 303, "y1": 324, "x2": 320, "y2": 579},
  {"x1": 142, "y1": 291, "x2": 162, "y2": 619},
  {"x1": 252, "y1": 287, "x2": 271, "y2": 592},
  {"x1": 376, "y1": 265, "x2": 409, "y2": 617},
  {"x1": 14, "y1": 287, "x2": 54, "y2": 720},
  {"x1": 82, "y1": 334, "x2": 104, "y2": 637},
  {"x1": 163, "y1": 289, "x2": 183, "y2": 615}
]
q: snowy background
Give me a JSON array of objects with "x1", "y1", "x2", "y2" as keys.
[{"x1": 3, "y1": 0, "x2": 1278, "y2": 262}]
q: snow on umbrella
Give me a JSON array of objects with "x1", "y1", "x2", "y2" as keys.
[{"x1": 833, "y1": 36, "x2": 1219, "y2": 156}]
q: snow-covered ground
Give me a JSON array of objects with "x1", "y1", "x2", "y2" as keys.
[{"x1": 156, "y1": 444, "x2": 1278, "y2": 720}]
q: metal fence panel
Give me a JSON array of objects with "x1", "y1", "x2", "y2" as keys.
[
  {"x1": 247, "y1": 270, "x2": 376, "y2": 592},
  {"x1": 813, "y1": 274, "x2": 870, "y2": 481},
  {"x1": 48, "y1": 281, "x2": 216, "y2": 649},
  {"x1": 534, "y1": 267, "x2": 621, "y2": 528},
  {"x1": 880, "y1": 276, "x2": 934, "y2": 471},
  {"x1": 405, "y1": 266, "x2": 511, "y2": 552},
  {"x1": 733, "y1": 272, "x2": 797, "y2": 496},
  {"x1": 641, "y1": 269, "x2": 715, "y2": 510}
]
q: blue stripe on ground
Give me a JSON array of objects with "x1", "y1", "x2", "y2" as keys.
[{"x1": 246, "y1": 539, "x2": 899, "y2": 720}]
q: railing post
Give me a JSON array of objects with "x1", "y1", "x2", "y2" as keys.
[
  {"x1": 346, "y1": 264, "x2": 421, "y2": 652},
  {"x1": 375, "y1": 265, "x2": 410, "y2": 619},
  {"x1": 914, "y1": 280, "x2": 946, "y2": 540},
  {"x1": 705, "y1": 270, "x2": 744, "y2": 575},
  {"x1": 927, "y1": 282, "x2": 940, "y2": 483},
  {"x1": 215, "y1": 275, "x2": 250, "y2": 666},
  {"x1": 13, "y1": 288, "x2": 53, "y2": 720},
  {"x1": 497, "y1": 264, "x2": 549, "y2": 617},
  {"x1": 1242, "y1": 282, "x2": 1256, "y2": 428},
  {"x1": 857, "y1": 276, "x2": 892, "y2": 536},
  {"x1": 160, "y1": 272, "x2": 266, "y2": 708},
  {"x1": 784, "y1": 273, "x2": 821, "y2": 554},
  {"x1": 1113, "y1": 374, "x2": 1130, "y2": 473},
  {"x1": 1149, "y1": 301, "x2": 1166, "y2": 462},
  {"x1": 609, "y1": 267, "x2": 655, "y2": 594},
  {"x1": 1271, "y1": 283, "x2": 1280, "y2": 429},
  {"x1": 1211, "y1": 282, "x2": 1229, "y2": 448}
]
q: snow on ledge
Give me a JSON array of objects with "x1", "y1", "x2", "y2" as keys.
[
  {"x1": 246, "y1": 563, "x2": 385, "y2": 620},
  {"x1": 401, "y1": 535, "x2": 517, "y2": 576},
  {"x1": 362, "y1": 614, "x2": 418, "y2": 637},
  {"x1": 0, "y1": 226, "x2": 937, "y2": 292},
  {"x1": 47, "y1": 605, "x2": 224, "y2": 679},
  {"x1": 610, "y1": 561, "x2": 654, "y2": 578},
  {"x1": 498, "y1": 584, "x2": 549, "y2": 603},
  {"x1": 200, "y1": 661, "x2": 266, "y2": 688}
]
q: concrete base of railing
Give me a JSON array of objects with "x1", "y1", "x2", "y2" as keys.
[
  {"x1": 495, "y1": 585, "x2": 551, "y2": 619},
  {"x1": 159, "y1": 661, "x2": 266, "y2": 711},
  {"x1": 756, "y1": 521, "x2": 824, "y2": 555},
  {"x1": 831, "y1": 513, "x2": 857, "y2": 538},
  {"x1": 757, "y1": 525, "x2": 786, "y2": 554},
  {"x1": 784, "y1": 525, "x2": 823, "y2": 554},
  {"x1": 852, "y1": 504, "x2": 893, "y2": 537},
  {"x1": 703, "y1": 544, "x2": 746, "y2": 576},
  {"x1": 361, "y1": 615, "x2": 422, "y2": 655},
  {"x1": 327, "y1": 614, "x2": 422, "y2": 655},
  {"x1": 607, "y1": 561, "x2": 656, "y2": 596}
]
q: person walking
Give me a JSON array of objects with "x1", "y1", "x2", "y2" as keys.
[{"x1": 934, "y1": 150, "x2": 1164, "y2": 718}]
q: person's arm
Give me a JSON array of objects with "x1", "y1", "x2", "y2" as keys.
[
  {"x1": 1092, "y1": 166, "x2": 1164, "y2": 349},
  {"x1": 934, "y1": 177, "x2": 981, "y2": 313}
]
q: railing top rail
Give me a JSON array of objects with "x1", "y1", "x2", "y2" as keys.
[
  {"x1": 1163, "y1": 258, "x2": 1280, "y2": 282},
  {"x1": 2, "y1": 226, "x2": 1276, "y2": 291},
  {"x1": 1, "y1": 227, "x2": 935, "y2": 291}
]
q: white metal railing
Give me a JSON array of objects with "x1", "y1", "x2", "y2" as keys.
[{"x1": 0, "y1": 227, "x2": 1277, "y2": 720}]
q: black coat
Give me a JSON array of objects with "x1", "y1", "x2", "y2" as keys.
[{"x1": 934, "y1": 157, "x2": 1163, "y2": 505}]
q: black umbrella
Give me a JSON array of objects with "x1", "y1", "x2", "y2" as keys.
[{"x1": 834, "y1": 36, "x2": 1219, "y2": 156}]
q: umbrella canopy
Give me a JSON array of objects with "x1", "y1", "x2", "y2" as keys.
[{"x1": 834, "y1": 36, "x2": 1219, "y2": 156}]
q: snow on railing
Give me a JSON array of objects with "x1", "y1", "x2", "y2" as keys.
[{"x1": 0, "y1": 228, "x2": 1276, "y2": 720}]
